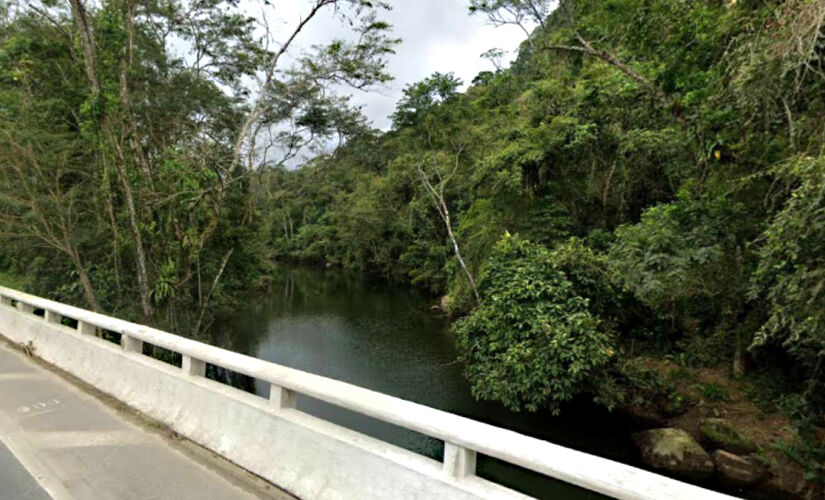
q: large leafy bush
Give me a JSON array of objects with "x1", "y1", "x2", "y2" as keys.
[
  {"x1": 608, "y1": 192, "x2": 752, "y2": 330},
  {"x1": 453, "y1": 235, "x2": 614, "y2": 413}
]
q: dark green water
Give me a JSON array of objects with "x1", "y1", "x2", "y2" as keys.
[{"x1": 208, "y1": 265, "x2": 636, "y2": 499}]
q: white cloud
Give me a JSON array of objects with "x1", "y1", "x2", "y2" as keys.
[
  {"x1": 351, "y1": 0, "x2": 528, "y2": 129},
  {"x1": 247, "y1": 0, "x2": 528, "y2": 130}
]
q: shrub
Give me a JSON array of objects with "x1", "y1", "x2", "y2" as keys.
[
  {"x1": 751, "y1": 158, "x2": 825, "y2": 413},
  {"x1": 609, "y1": 192, "x2": 750, "y2": 323},
  {"x1": 453, "y1": 234, "x2": 614, "y2": 413}
]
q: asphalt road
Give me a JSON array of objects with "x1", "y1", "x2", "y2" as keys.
[
  {"x1": 0, "y1": 439, "x2": 51, "y2": 500},
  {"x1": 0, "y1": 342, "x2": 291, "y2": 500}
]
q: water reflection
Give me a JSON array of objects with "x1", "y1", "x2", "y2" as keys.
[{"x1": 206, "y1": 265, "x2": 631, "y2": 499}]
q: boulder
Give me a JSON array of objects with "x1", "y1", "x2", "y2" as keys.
[
  {"x1": 633, "y1": 428, "x2": 715, "y2": 481},
  {"x1": 712, "y1": 450, "x2": 766, "y2": 486},
  {"x1": 699, "y1": 418, "x2": 758, "y2": 455}
]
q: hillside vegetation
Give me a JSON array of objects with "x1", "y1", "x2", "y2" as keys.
[
  {"x1": 264, "y1": 0, "x2": 825, "y2": 488},
  {"x1": 1, "y1": 0, "x2": 824, "y2": 493},
  {"x1": 270, "y1": 0, "x2": 824, "y2": 413}
]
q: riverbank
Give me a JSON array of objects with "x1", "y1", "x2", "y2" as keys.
[
  {"x1": 250, "y1": 264, "x2": 825, "y2": 499},
  {"x1": 610, "y1": 357, "x2": 823, "y2": 499}
]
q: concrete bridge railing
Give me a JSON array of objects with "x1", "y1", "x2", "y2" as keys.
[{"x1": 0, "y1": 286, "x2": 737, "y2": 500}]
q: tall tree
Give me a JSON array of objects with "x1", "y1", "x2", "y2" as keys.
[{"x1": 0, "y1": 0, "x2": 397, "y2": 325}]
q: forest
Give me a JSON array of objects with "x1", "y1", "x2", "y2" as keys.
[{"x1": 1, "y1": 0, "x2": 824, "y2": 496}]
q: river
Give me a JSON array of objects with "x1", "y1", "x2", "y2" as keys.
[{"x1": 206, "y1": 265, "x2": 638, "y2": 499}]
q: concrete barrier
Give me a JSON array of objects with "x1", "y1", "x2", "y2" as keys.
[{"x1": 0, "y1": 286, "x2": 739, "y2": 500}]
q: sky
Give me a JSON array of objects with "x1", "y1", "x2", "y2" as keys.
[{"x1": 267, "y1": 0, "x2": 530, "y2": 130}]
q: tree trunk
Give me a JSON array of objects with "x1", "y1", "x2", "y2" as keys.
[
  {"x1": 732, "y1": 246, "x2": 745, "y2": 377},
  {"x1": 68, "y1": 0, "x2": 99, "y2": 95},
  {"x1": 417, "y1": 163, "x2": 480, "y2": 303},
  {"x1": 68, "y1": 250, "x2": 102, "y2": 312},
  {"x1": 733, "y1": 331, "x2": 745, "y2": 377},
  {"x1": 114, "y1": 161, "x2": 154, "y2": 320},
  {"x1": 444, "y1": 213, "x2": 480, "y2": 303},
  {"x1": 114, "y1": 0, "x2": 154, "y2": 321},
  {"x1": 193, "y1": 249, "x2": 233, "y2": 335}
]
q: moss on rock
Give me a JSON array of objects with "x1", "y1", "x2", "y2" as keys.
[
  {"x1": 633, "y1": 428, "x2": 715, "y2": 481},
  {"x1": 699, "y1": 418, "x2": 758, "y2": 455}
]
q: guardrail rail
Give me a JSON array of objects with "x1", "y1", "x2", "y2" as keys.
[{"x1": 0, "y1": 286, "x2": 738, "y2": 500}]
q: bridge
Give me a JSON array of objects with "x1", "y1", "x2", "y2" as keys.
[{"x1": 0, "y1": 286, "x2": 738, "y2": 500}]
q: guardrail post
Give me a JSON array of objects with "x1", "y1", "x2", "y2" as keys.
[
  {"x1": 182, "y1": 356, "x2": 206, "y2": 377},
  {"x1": 122, "y1": 334, "x2": 143, "y2": 353},
  {"x1": 77, "y1": 321, "x2": 96, "y2": 336},
  {"x1": 0, "y1": 295, "x2": 11, "y2": 306},
  {"x1": 269, "y1": 384, "x2": 296, "y2": 410},
  {"x1": 17, "y1": 302, "x2": 34, "y2": 314},
  {"x1": 45, "y1": 310, "x2": 62, "y2": 324},
  {"x1": 443, "y1": 443, "x2": 476, "y2": 480}
]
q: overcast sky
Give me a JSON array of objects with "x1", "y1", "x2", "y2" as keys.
[{"x1": 267, "y1": 0, "x2": 530, "y2": 130}]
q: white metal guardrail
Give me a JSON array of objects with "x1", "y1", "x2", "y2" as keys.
[{"x1": 0, "y1": 286, "x2": 738, "y2": 500}]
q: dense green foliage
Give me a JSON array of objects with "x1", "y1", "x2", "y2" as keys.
[
  {"x1": 609, "y1": 191, "x2": 754, "y2": 335},
  {"x1": 261, "y1": 0, "x2": 825, "y2": 420},
  {"x1": 752, "y1": 159, "x2": 825, "y2": 413},
  {"x1": 3, "y1": 0, "x2": 825, "y2": 425},
  {"x1": 0, "y1": 0, "x2": 395, "y2": 330},
  {"x1": 454, "y1": 235, "x2": 614, "y2": 413}
]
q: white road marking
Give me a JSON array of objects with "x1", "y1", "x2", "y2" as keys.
[{"x1": 17, "y1": 399, "x2": 62, "y2": 414}]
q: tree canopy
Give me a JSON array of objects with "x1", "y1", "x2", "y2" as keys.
[
  {"x1": 257, "y1": 0, "x2": 825, "y2": 425},
  {"x1": 3, "y1": 0, "x2": 825, "y2": 437}
]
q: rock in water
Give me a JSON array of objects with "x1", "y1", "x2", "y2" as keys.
[
  {"x1": 633, "y1": 428, "x2": 715, "y2": 481},
  {"x1": 699, "y1": 418, "x2": 758, "y2": 455},
  {"x1": 712, "y1": 450, "x2": 766, "y2": 486}
]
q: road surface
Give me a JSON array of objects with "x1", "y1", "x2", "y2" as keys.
[{"x1": 0, "y1": 341, "x2": 295, "y2": 500}]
